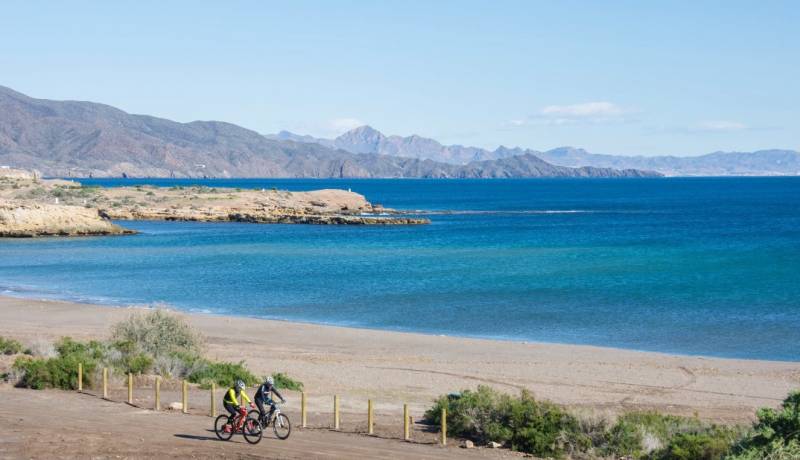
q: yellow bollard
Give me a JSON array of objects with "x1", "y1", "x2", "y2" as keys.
[
  {"x1": 154, "y1": 376, "x2": 161, "y2": 411},
  {"x1": 441, "y1": 407, "x2": 447, "y2": 446},
  {"x1": 128, "y1": 373, "x2": 133, "y2": 404},
  {"x1": 102, "y1": 367, "x2": 108, "y2": 399},
  {"x1": 403, "y1": 404, "x2": 410, "y2": 440},
  {"x1": 77, "y1": 363, "x2": 83, "y2": 392},
  {"x1": 210, "y1": 383, "x2": 216, "y2": 417},
  {"x1": 182, "y1": 380, "x2": 188, "y2": 414},
  {"x1": 333, "y1": 395, "x2": 340, "y2": 430},
  {"x1": 301, "y1": 392, "x2": 307, "y2": 428},
  {"x1": 367, "y1": 399, "x2": 374, "y2": 435}
]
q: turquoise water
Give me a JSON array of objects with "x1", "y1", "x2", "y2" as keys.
[{"x1": 2, "y1": 178, "x2": 799, "y2": 360}]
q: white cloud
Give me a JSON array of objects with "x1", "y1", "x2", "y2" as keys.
[
  {"x1": 692, "y1": 120, "x2": 748, "y2": 132},
  {"x1": 328, "y1": 117, "x2": 365, "y2": 134},
  {"x1": 540, "y1": 101, "x2": 627, "y2": 118},
  {"x1": 507, "y1": 101, "x2": 635, "y2": 128}
]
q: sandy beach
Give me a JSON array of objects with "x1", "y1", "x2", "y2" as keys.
[{"x1": 1, "y1": 295, "x2": 798, "y2": 425}]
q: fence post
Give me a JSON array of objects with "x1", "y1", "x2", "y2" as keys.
[
  {"x1": 77, "y1": 362, "x2": 83, "y2": 392},
  {"x1": 404, "y1": 403, "x2": 410, "y2": 440},
  {"x1": 102, "y1": 367, "x2": 108, "y2": 399},
  {"x1": 367, "y1": 399, "x2": 374, "y2": 435},
  {"x1": 333, "y1": 395, "x2": 340, "y2": 430},
  {"x1": 128, "y1": 373, "x2": 133, "y2": 404},
  {"x1": 301, "y1": 392, "x2": 307, "y2": 428},
  {"x1": 182, "y1": 380, "x2": 188, "y2": 414},
  {"x1": 210, "y1": 383, "x2": 216, "y2": 417},
  {"x1": 441, "y1": 407, "x2": 447, "y2": 446},
  {"x1": 154, "y1": 376, "x2": 161, "y2": 411}
]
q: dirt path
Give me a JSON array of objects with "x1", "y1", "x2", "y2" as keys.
[{"x1": 0, "y1": 385, "x2": 519, "y2": 459}]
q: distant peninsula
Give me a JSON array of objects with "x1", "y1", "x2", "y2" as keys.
[{"x1": 0, "y1": 168, "x2": 427, "y2": 237}]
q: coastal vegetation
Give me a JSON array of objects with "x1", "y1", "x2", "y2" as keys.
[
  {"x1": 9, "y1": 309, "x2": 301, "y2": 393},
  {"x1": 0, "y1": 335, "x2": 24, "y2": 355},
  {"x1": 426, "y1": 385, "x2": 799, "y2": 459}
]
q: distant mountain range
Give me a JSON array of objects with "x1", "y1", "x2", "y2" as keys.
[
  {"x1": 270, "y1": 126, "x2": 800, "y2": 177},
  {"x1": 0, "y1": 86, "x2": 657, "y2": 179}
]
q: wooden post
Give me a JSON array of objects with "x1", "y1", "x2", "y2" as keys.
[
  {"x1": 333, "y1": 395, "x2": 340, "y2": 430},
  {"x1": 367, "y1": 399, "x2": 374, "y2": 435},
  {"x1": 77, "y1": 363, "x2": 83, "y2": 392},
  {"x1": 102, "y1": 367, "x2": 108, "y2": 399},
  {"x1": 403, "y1": 404, "x2": 410, "y2": 440},
  {"x1": 441, "y1": 407, "x2": 447, "y2": 446},
  {"x1": 182, "y1": 380, "x2": 188, "y2": 414},
  {"x1": 127, "y1": 373, "x2": 133, "y2": 404},
  {"x1": 301, "y1": 392, "x2": 307, "y2": 428},
  {"x1": 210, "y1": 383, "x2": 216, "y2": 417},
  {"x1": 154, "y1": 376, "x2": 161, "y2": 411}
]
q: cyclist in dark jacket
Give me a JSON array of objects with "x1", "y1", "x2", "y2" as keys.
[{"x1": 254, "y1": 376, "x2": 285, "y2": 422}]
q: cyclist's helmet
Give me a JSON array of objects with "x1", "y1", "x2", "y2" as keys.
[
  {"x1": 266, "y1": 376, "x2": 275, "y2": 386},
  {"x1": 236, "y1": 379, "x2": 245, "y2": 390}
]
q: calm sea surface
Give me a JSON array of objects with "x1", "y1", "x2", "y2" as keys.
[{"x1": 2, "y1": 178, "x2": 799, "y2": 360}]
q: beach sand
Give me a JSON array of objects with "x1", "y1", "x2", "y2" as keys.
[{"x1": 1, "y1": 295, "x2": 798, "y2": 424}]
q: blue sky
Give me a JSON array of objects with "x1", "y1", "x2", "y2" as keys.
[{"x1": 1, "y1": 0, "x2": 798, "y2": 156}]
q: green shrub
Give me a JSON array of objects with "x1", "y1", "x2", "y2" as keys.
[
  {"x1": 605, "y1": 419, "x2": 644, "y2": 458},
  {"x1": 110, "y1": 309, "x2": 204, "y2": 359},
  {"x1": 12, "y1": 356, "x2": 51, "y2": 389},
  {"x1": 109, "y1": 340, "x2": 153, "y2": 374},
  {"x1": 0, "y1": 336, "x2": 23, "y2": 355},
  {"x1": 729, "y1": 391, "x2": 800, "y2": 459},
  {"x1": 12, "y1": 337, "x2": 104, "y2": 390},
  {"x1": 655, "y1": 430, "x2": 734, "y2": 460},
  {"x1": 188, "y1": 360, "x2": 259, "y2": 389},
  {"x1": 271, "y1": 372, "x2": 303, "y2": 391},
  {"x1": 727, "y1": 439, "x2": 800, "y2": 460},
  {"x1": 424, "y1": 385, "x2": 580, "y2": 458}
]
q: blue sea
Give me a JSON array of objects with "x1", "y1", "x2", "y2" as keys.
[{"x1": 2, "y1": 178, "x2": 799, "y2": 361}]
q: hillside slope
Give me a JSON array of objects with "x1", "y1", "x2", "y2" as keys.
[
  {"x1": 272, "y1": 126, "x2": 799, "y2": 176},
  {"x1": 0, "y1": 86, "x2": 658, "y2": 178}
]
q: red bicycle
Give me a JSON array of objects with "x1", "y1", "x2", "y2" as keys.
[{"x1": 214, "y1": 406, "x2": 262, "y2": 444}]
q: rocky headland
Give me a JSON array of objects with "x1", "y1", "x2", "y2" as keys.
[{"x1": 0, "y1": 169, "x2": 428, "y2": 237}]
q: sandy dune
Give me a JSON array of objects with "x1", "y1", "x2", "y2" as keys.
[{"x1": 1, "y1": 295, "x2": 798, "y2": 427}]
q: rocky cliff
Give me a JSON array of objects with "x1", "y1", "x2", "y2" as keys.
[{"x1": 0, "y1": 173, "x2": 428, "y2": 236}]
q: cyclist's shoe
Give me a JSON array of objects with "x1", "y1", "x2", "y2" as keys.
[{"x1": 223, "y1": 425, "x2": 232, "y2": 433}]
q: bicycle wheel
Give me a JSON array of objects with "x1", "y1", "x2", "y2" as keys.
[
  {"x1": 242, "y1": 415, "x2": 263, "y2": 444},
  {"x1": 273, "y1": 413, "x2": 291, "y2": 440},
  {"x1": 214, "y1": 414, "x2": 234, "y2": 441}
]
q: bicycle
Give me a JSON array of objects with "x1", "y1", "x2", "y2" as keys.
[
  {"x1": 248, "y1": 402, "x2": 292, "y2": 440},
  {"x1": 214, "y1": 406, "x2": 263, "y2": 444}
]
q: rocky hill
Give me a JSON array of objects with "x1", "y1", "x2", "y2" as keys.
[
  {"x1": 273, "y1": 126, "x2": 800, "y2": 176},
  {"x1": 536, "y1": 147, "x2": 800, "y2": 176},
  {"x1": 0, "y1": 86, "x2": 658, "y2": 179}
]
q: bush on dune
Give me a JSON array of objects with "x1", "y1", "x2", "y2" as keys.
[
  {"x1": 601, "y1": 411, "x2": 739, "y2": 459},
  {"x1": 13, "y1": 337, "x2": 104, "y2": 390},
  {"x1": 187, "y1": 360, "x2": 259, "y2": 389},
  {"x1": 10, "y1": 312, "x2": 294, "y2": 394},
  {"x1": 728, "y1": 391, "x2": 800, "y2": 459},
  {"x1": 424, "y1": 385, "x2": 582, "y2": 458},
  {"x1": 0, "y1": 336, "x2": 24, "y2": 355},
  {"x1": 271, "y1": 372, "x2": 303, "y2": 391},
  {"x1": 110, "y1": 309, "x2": 204, "y2": 359},
  {"x1": 424, "y1": 385, "x2": 770, "y2": 459}
]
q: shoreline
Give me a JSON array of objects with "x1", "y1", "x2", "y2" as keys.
[
  {"x1": 1, "y1": 294, "x2": 798, "y2": 424},
  {"x1": 3, "y1": 288, "x2": 796, "y2": 364}
]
